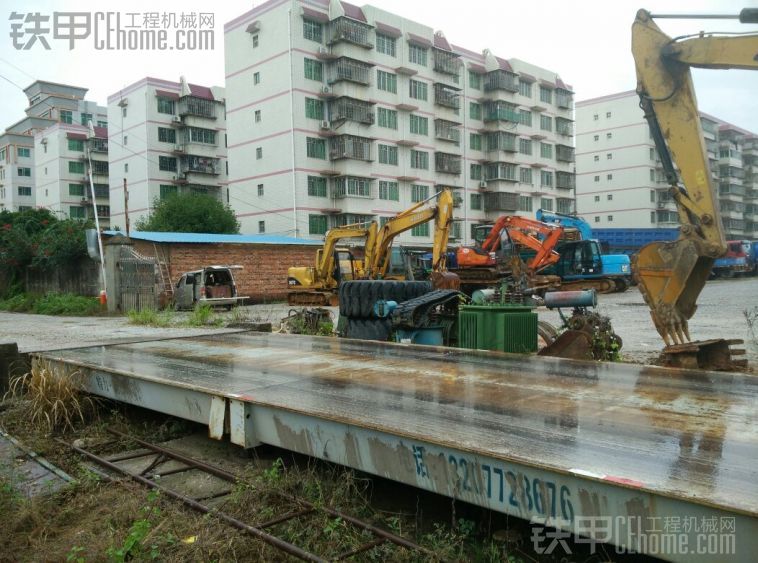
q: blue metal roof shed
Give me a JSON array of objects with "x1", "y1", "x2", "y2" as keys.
[{"x1": 104, "y1": 231, "x2": 322, "y2": 246}]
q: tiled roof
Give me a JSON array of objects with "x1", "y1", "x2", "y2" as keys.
[
  {"x1": 189, "y1": 84, "x2": 214, "y2": 100},
  {"x1": 93, "y1": 126, "x2": 108, "y2": 139},
  {"x1": 340, "y1": 1, "x2": 367, "y2": 22},
  {"x1": 407, "y1": 32, "x2": 433, "y2": 48},
  {"x1": 375, "y1": 22, "x2": 401, "y2": 37},
  {"x1": 302, "y1": 7, "x2": 329, "y2": 23},
  {"x1": 155, "y1": 89, "x2": 179, "y2": 99},
  {"x1": 495, "y1": 56, "x2": 513, "y2": 72},
  {"x1": 433, "y1": 33, "x2": 452, "y2": 52}
]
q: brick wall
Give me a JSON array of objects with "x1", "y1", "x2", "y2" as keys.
[{"x1": 132, "y1": 240, "x2": 317, "y2": 302}]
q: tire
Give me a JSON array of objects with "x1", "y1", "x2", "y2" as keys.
[
  {"x1": 340, "y1": 280, "x2": 432, "y2": 320},
  {"x1": 345, "y1": 317, "x2": 392, "y2": 341}
]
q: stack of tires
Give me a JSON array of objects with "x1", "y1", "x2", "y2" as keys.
[{"x1": 338, "y1": 280, "x2": 432, "y2": 341}]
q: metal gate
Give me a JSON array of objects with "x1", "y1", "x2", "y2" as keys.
[{"x1": 118, "y1": 246, "x2": 157, "y2": 312}]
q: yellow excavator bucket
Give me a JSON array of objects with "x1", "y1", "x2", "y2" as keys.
[{"x1": 632, "y1": 239, "x2": 714, "y2": 346}]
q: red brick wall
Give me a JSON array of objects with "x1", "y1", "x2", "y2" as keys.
[{"x1": 132, "y1": 240, "x2": 318, "y2": 303}]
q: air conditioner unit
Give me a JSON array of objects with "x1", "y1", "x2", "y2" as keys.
[
  {"x1": 320, "y1": 120, "x2": 330, "y2": 130},
  {"x1": 172, "y1": 115, "x2": 182, "y2": 123},
  {"x1": 174, "y1": 144, "x2": 184, "y2": 152},
  {"x1": 479, "y1": 180, "x2": 487, "y2": 188},
  {"x1": 318, "y1": 46, "x2": 329, "y2": 55},
  {"x1": 321, "y1": 86, "x2": 331, "y2": 95}
]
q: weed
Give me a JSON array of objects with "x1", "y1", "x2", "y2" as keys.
[
  {"x1": 745, "y1": 306, "x2": 758, "y2": 343},
  {"x1": 65, "y1": 545, "x2": 85, "y2": 563},
  {"x1": 0, "y1": 293, "x2": 99, "y2": 316},
  {"x1": 106, "y1": 490, "x2": 163, "y2": 562},
  {"x1": 3, "y1": 359, "x2": 100, "y2": 433},
  {"x1": 185, "y1": 303, "x2": 223, "y2": 327},
  {"x1": 228, "y1": 306, "x2": 250, "y2": 324},
  {"x1": 262, "y1": 458, "x2": 284, "y2": 485},
  {"x1": 127, "y1": 308, "x2": 174, "y2": 327}
]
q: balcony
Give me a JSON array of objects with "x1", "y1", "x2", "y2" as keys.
[
  {"x1": 484, "y1": 191, "x2": 518, "y2": 212},
  {"x1": 556, "y1": 171, "x2": 575, "y2": 190},
  {"x1": 88, "y1": 161, "x2": 109, "y2": 176},
  {"x1": 89, "y1": 138, "x2": 108, "y2": 152},
  {"x1": 656, "y1": 210, "x2": 679, "y2": 225},
  {"x1": 556, "y1": 198, "x2": 574, "y2": 215},
  {"x1": 178, "y1": 96, "x2": 217, "y2": 119},
  {"x1": 555, "y1": 117, "x2": 573, "y2": 137},
  {"x1": 485, "y1": 131, "x2": 517, "y2": 153},
  {"x1": 329, "y1": 135, "x2": 372, "y2": 161},
  {"x1": 329, "y1": 97, "x2": 375, "y2": 125},
  {"x1": 556, "y1": 144, "x2": 575, "y2": 163},
  {"x1": 181, "y1": 155, "x2": 220, "y2": 175},
  {"x1": 556, "y1": 88, "x2": 573, "y2": 109},
  {"x1": 485, "y1": 162, "x2": 518, "y2": 182},
  {"x1": 435, "y1": 152, "x2": 462, "y2": 175},
  {"x1": 434, "y1": 83, "x2": 460, "y2": 110},
  {"x1": 330, "y1": 176, "x2": 373, "y2": 199},
  {"x1": 433, "y1": 49, "x2": 462, "y2": 76},
  {"x1": 327, "y1": 17, "x2": 373, "y2": 48},
  {"x1": 484, "y1": 70, "x2": 519, "y2": 93},
  {"x1": 719, "y1": 183, "x2": 745, "y2": 199},
  {"x1": 327, "y1": 57, "x2": 372, "y2": 86},
  {"x1": 434, "y1": 119, "x2": 460, "y2": 145},
  {"x1": 723, "y1": 218, "x2": 745, "y2": 233},
  {"x1": 719, "y1": 165, "x2": 744, "y2": 180},
  {"x1": 483, "y1": 101, "x2": 519, "y2": 123}
]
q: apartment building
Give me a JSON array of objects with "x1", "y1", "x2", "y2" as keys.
[
  {"x1": 575, "y1": 90, "x2": 757, "y2": 240},
  {"x1": 107, "y1": 77, "x2": 227, "y2": 228},
  {"x1": 224, "y1": 0, "x2": 575, "y2": 242},
  {"x1": 0, "y1": 116, "x2": 53, "y2": 212}
]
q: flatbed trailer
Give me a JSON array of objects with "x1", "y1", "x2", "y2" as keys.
[{"x1": 36, "y1": 333, "x2": 757, "y2": 561}]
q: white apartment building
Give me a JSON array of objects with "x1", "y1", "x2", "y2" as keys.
[
  {"x1": 107, "y1": 77, "x2": 227, "y2": 228},
  {"x1": 575, "y1": 90, "x2": 757, "y2": 240},
  {"x1": 0, "y1": 116, "x2": 52, "y2": 212},
  {"x1": 224, "y1": 0, "x2": 575, "y2": 242}
]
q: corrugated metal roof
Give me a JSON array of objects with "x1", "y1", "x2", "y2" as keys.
[{"x1": 104, "y1": 231, "x2": 322, "y2": 246}]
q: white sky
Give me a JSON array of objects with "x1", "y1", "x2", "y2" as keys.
[{"x1": 0, "y1": 0, "x2": 756, "y2": 132}]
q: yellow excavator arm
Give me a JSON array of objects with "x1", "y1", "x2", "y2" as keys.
[
  {"x1": 631, "y1": 9, "x2": 758, "y2": 346},
  {"x1": 316, "y1": 223, "x2": 377, "y2": 283}
]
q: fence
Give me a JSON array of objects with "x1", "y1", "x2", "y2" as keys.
[{"x1": 25, "y1": 258, "x2": 100, "y2": 297}]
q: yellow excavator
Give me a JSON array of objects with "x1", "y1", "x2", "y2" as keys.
[{"x1": 631, "y1": 8, "x2": 756, "y2": 368}]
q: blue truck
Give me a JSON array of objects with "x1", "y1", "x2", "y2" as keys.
[{"x1": 535, "y1": 210, "x2": 633, "y2": 292}]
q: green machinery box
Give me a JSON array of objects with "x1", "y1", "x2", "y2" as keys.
[{"x1": 458, "y1": 304, "x2": 538, "y2": 353}]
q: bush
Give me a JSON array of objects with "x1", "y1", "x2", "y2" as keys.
[
  {"x1": 186, "y1": 303, "x2": 222, "y2": 327},
  {"x1": 127, "y1": 308, "x2": 174, "y2": 327},
  {"x1": 135, "y1": 193, "x2": 240, "y2": 234},
  {"x1": 0, "y1": 293, "x2": 100, "y2": 316}
]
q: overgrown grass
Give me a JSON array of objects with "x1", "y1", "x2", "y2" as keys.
[
  {"x1": 185, "y1": 304, "x2": 223, "y2": 327},
  {"x1": 0, "y1": 293, "x2": 100, "y2": 316},
  {"x1": 127, "y1": 308, "x2": 175, "y2": 328}
]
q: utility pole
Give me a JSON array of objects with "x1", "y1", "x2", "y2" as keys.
[
  {"x1": 86, "y1": 121, "x2": 107, "y2": 298},
  {"x1": 123, "y1": 177, "x2": 130, "y2": 237}
]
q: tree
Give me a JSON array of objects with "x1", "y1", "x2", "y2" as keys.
[{"x1": 135, "y1": 193, "x2": 240, "y2": 234}]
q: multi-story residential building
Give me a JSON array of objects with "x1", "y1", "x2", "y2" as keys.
[
  {"x1": 224, "y1": 0, "x2": 575, "y2": 242},
  {"x1": 575, "y1": 90, "x2": 757, "y2": 239},
  {"x1": 0, "y1": 116, "x2": 53, "y2": 212},
  {"x1": 106, "y1": 77, "x2": 227, "y2": 228}
]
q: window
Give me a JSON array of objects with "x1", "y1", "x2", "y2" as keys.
[
  {"x1": 540, "y1": 198, "x2": 553, "y2": 211},
  {"x1": 540, "y1": 143, "x2": 552, "y2": 158},
  {"x1": 377, "y1": 107, "x2": 398, "y2": 129},
  {"x1": 606, "y1": 111, "x2": 611, "y2": 118},
  {"x1": 594, "y1": 175, "x2": 600, "y2": 182},
  {"x1": 650, "y1": 190, "x2": 656, "y2": 202},
  {"x1": 308, "y1": 176, "x2": 327, "y2": 197},
  {"x1": 309, "y1": 214, "x2": 328, "y2": 235},
  {"x1": 468, "y1": 72, "x2": 481, "y2": 90},
  {"x1": 376, "y1": 70, "x2": 397, "y2": 93},
  {"x1": 540, "y1": 170, "x2": 553, "y2": 187},
  {"x1": 121, "y1": 107, "x2": 127, "y2": 117},
  {"x1": 98, "y1": 120, "x2": 107, "y2": 128},
  {"x1": 518, "y1": 195, "x2": 533, "y2": 212},
  {"x1": 607, "y1": 215, "x2": 613, "y2": 222},
  {"x1": 123, "y1": 135, "x2": 128, "y2": 145},
  {"x1": 649, "y1": 148, "x2": 655, "y2": 160},
  {"x1": 408, "y1": 44, "x2": 427, "y2": 66},
  {"x1": 378, "y1": 144, "x2": 398, "y2": 165},
  {"x1": 470, "y1": 193, "x2": 482, "y2": 210},
  {"x1": 411, "y1": 223, "x2": 430, "y2": 237},
  {"x1": 411, "y1": 184, "x2": 428, "y2": 202},
  {"x1": 254, "y1": 110, "x2": 261, "y2": 123},
  {"x1": 607, "y1": 194, "x2": 613, "y2": 200},
  {"x1": 594, "y1": 155, "x2": 600, "y2": 162},
  {"x1": 257, "y1": 184, "x2": 264, "y2": 196},
  {"x1": 650, "y1": 169, "x2": 655, "y2": 181},
  {"x1": 606, "y1": 132, "x2": 612, "y2": 139},
  {"x1": 157, "y1": 97, "x2": 175, "y2": 114},
  {"x1": 376, "y1": 33, "x2": 396, "y2": 56},
  {"x1": 125, "y1": 163, "x2": 128, "y2": 172},
  {"x1": 594, "y1": 216, "x2": 600, "y2": 223},
  {"x1": 158, "y1": 127, "x2": 176, "y2": 143},
  {"x1": 470, "y1": 164, "x2": 482, "y2": 180},
  {"x1": 520, "y1": 167, "x2": 533, "y2": 184},
  {"x1": 593, "y1": 114, "x2": 599, "y2": 121},
  {"x1": 519, "y1": 81, "x2": 532, "y2": 97},
  {"x1": 539, "y1": 86, "x2": 552, "y2": 104},
  {"x1": 60, "y1": 110, "x2": 73, "y2": 124},
  {"x1": 519, "y1": 110, "x2": 532, "y2": 127},
  {"x1": 651, "y1": 211, "x2": 656, "y2": 223},
  {"x1": 80, "y1": 112, "x2": 93, "y2": 126},
  {"x1": 607, "y1": 173, "x2": 613, "y2": 180},
  {"x1": 258, "y1": 221, "x2": 265, "y2": 233},
  {"x1": 540, "y1": 115, "x2": 552, "y2": 132},
  {"x1": 594, "y1": 195, "x2": 600, "y2": 202},
  {"x1": 378, "y1": 180, "x2": 399, "y2": 200},
  {"x1": 160, "y1": 185, "x2": 177, "y2": 199},
  {"x1": 518, "y1": 138, "x2": 532, "y2": 155},
  {"x1": 469, "y1": 102, "x2": 481, "y2": 120},
  {"x1": 69, "y1": 184, "x2": 84, "y2": 196},
  {"x1": 67, "y1": 162, "x2": 83, "y2": 174},
  {"x1": 303, "y1": 19, "x2": 323, "y2": 42},
  {"x1": 409, "y1": 114, "x2": 428, "y2": 135},
  {"x1": 17, "y1": 147, "x2": 30, "y2": 158},
  {"x1": 305, "y1": 97, "x2": 323, "y2": 119},
  {"x1": 470, "y1": 133, "x2": 482, "y2": 151},
  {"x1": 253, "y1": 72, "x2": 261, "y2": 85},
  {"x1": 256, "y1": 147, "x2": 263, "y2": 159},
  {"x1": 306, "y1": 137, "x2": 326, "y2": 159},
  {"x1": 409, "y1": 79, "x2": 427, "y2": 101},
  {"x1": 594, "y1": 134, "x2": 599, "y2": 141},
  {"x1": 69, "y1": 206, "x2": 85, "y2": 219},
  {"x1": 606, "y1": 153, "x2": 612, "y2": 160},
  {"x1": 68, "y1": 138, "x2": 84, "y2": 151},
  {"x1": 252, "y1": 34, "x2": 259, "y2": 47},
  {"x1": 304, "y1": 59, "x2": 323, "y2": 82},
  {"x1": 17, "y1": 186, "x2": 31, "y2": 196},
  {"x1": 410, "y1": 150, "x2": 428, "y2": 169},
  {"x1": 158, "y1": 156, "x2": 177, "y2": 171}
]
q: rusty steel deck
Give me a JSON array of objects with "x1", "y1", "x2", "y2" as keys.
[{"x1": 37, "y1": 333, "x2": 758, "y2": 561}]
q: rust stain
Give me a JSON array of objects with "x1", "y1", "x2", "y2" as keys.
[
  {"x1": 578, "y1": 488, "x2": 603, "y2": 517},
  {"x1": 110, "y1": 372, "x2": 143, "y2": 402},
  {"x1": 273, "y1": 416, "x2": 314, "y2": 457},
  {"x1": 344, "y1": 431, "x2": 360, "y2": 468},
  {"x1": 366, "y1": 438, "x2": 416, "y2": 483}
]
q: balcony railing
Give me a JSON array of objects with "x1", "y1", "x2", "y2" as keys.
[
  {"x1": 483, "y1": 191, "x2": 518, "y2": 212},
  {"x1": 556, "y1": 88, "x2": 573, "y2": 109},
  {"x1": 178, "y1": 96, "x2": 217, "y2": 119},
  {"x1": 720, "y1": 166, "x2": 745, "y2": 180},
  {"x1": 719, "y1": 183, "x2": 745, "y2": 196},
  {"x1": 484, "y1": 70, "x2": 519, "y2": 93},
  {"x1": 723, "y1": 218, "x2": 745, "y2": 231},
  {"x1": 483, "y1": 101, "x2": 519, "y2": 123},
  {"x1": 555, "y1": 117, "x2": 573, "y2": 136},
  {"x1": 329, "y1": 97, "x2": 375, "y2": 125},
  {"x1": 433, "y1": 49, "x2": 461, "y2": 76},
  {"x1": 89, "y1": 161, "x2": 109, "y2": 175},
  {"x1": 328, "y1": 57, "x2": 372, "y2": 86},
  {"x1": 329, "y1": 135, "x2": 372, "y2": 161},
  {"x1": 435, "y1": 152, "x2": 462, "y2": 174},
  {"x1": 486, "y1": 131, "x2": 517, "y2": 152},
  {"x1": 434, "y1": 83, "x2": 460, "y2": 109},
  {"x1": 330, "y1": 176, "x2": 373, "y2": 199},
  {"x1": 556, "y1": 171, "x2": 575, "y2": 190},
  {"x1": 556, "y1": 198, "x2": 574, "y2": 214},
  {"x1": 327, "y1": 17, "x2": 373, "y2": 48},
  {"x1": 556, "y1": 144, "x2": 575, "y2": 163},
  {"x1": 89, "y1": 138, "x2": 108, "y2": 152},
  {"x1": 181, "y1": 155, "x2": 220, "y2": 175},
  {"x1": 434, "y1": 119, "x2": 460, "y2": 144},
  {"x1": 485, "y1": 162, "x2": 518, "y2": 182}
]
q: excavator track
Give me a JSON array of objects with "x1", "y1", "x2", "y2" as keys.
[
  {"x1": 287, "y1": 291, "x2": 337, "y2": 307},
  {"x1": 555, "y1": 278, "x2": 617, "y2": 294}
]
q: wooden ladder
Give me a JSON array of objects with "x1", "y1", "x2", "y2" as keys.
[{"x1": 153, "y1": 243, "x2": 174, "y2": 298}]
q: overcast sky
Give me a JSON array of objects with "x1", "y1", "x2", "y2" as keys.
[{"x1": 1, "y1": 0, "x2": 755, "y2": 132}]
